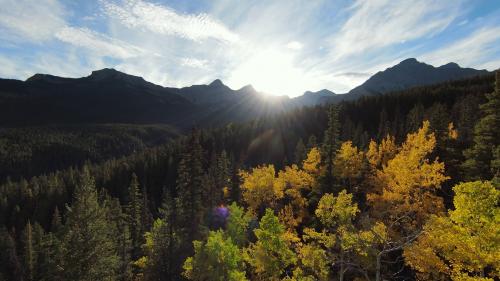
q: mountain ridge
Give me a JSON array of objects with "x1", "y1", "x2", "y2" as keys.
[{"x1": 0, "y1": 59, "x2": 491, "y2": 128}]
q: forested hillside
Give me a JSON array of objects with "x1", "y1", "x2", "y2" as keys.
[{"x1": 0, "y1": 72, "x2": 498, "y2": 281}]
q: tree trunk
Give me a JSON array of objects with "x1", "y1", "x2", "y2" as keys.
[
  {"x1": 376, "y1": 252, "x2": 382, "y2": 281},
  {"x1": 339, "y1": 251, "x2": 344, "y2": 281}
]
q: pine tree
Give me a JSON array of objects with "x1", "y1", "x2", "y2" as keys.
[
  {"x1": 50, "y1": 206, "x2": 62, "y2": 234},
  {"x1": 142, "y1": 190, "x2": 183, "y2": 281},
  {"x1": 294, "y1": 139, "x2": 307, "y2": 165},
  {"x1": 22, "y1": 220, "x2": 35, "y2": 281},
  {"x1": 0, "y1": 227, "x2": 23, "y2": 281},
  {"x1": 126, "y1": 173, "x2": 143, "y2": 260},
  {"x1": 176, "y1": 130, "x2": 205, "y2": 242},
  {"x1": 60, "y1": 168, "x2": 120, "y2": 281},
  {"x1": 104, "y1": 196, "x2": 132, "y2": 281},
  {"x1": 463, "y1": 70, "x2": 500, "y2": 180},
  {"x1": 320, "y1": 105, "x2": 341, "y2": 194}
]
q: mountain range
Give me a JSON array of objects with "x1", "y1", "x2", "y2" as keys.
[{"x1": 0, "y1": 58, "x2": 490, "y2": 128}]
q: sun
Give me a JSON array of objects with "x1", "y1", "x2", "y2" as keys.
[{"x1": 228, "y1": 48, "x2": 314, "y2": 97}]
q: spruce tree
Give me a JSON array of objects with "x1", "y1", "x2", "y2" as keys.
[
  {"x1": 463, "y1": 71, "x2": 500, "y2": 180},
  {"x1": 22, "y1": 220, "x2": 38, "y2": 281},
  {"x1": 126, "y1": 173, "x2": 143, "y2": 260},
  {"x1": 320, "y1": 105, "x2": 341, "y2": 194},
  {"x1": 60, "y1": 168, "x2": 119, "y2": 281},
  {"x1": 175, "y1": 130, "x2": 205, "y2": 242},
  {"x1": 294, "y1": 139, "x2": 307, "y2": 165}
]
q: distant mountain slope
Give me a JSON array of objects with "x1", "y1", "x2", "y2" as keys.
[
  {"x1": 0, "y1": 59, "x2": 490, "y2": 128},
  {"x1": 0, "y1": 69, "x2": 196, "y2": 126},
  {"x1": 347, "y1": 58, "x2": 489, "y2": 97},
  {"x1": 292, "y1": 89, "x2": 336, "y2": 106},
  {"x1": 0, "y1": 69, "x2": 292, "y2": 128}
]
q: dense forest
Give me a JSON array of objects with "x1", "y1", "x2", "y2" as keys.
[{"x1": 0, "y1": 72, "x2": 498, "y2": 281}]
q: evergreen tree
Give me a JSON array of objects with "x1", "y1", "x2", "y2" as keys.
[
  {"x1": 60, "y1": 168, "x2": 120, "y2": 281},
  {"x1": 176, "y1": 130, "x2": 205, "y2": 242},
  {"x1": 104, "y1": 196, "x2": 132, "y2": 281},
  {"x1": 294, "y1": 139, "x2": 307, "y2": 165},
  {"x1": 463, "y1": 71, "x2": 500, "y2": 180},
  {"x1": 143, "y1": 190, "x2": 182, "y2": 281},
  {"x1": 320, "y1": 105, "x2": 341, "y2": 194},
  {"x1": 126, "y1": 173, "x2": 143, "y2": 260},
  {"x1": 22, "y1": 221, "x2": 35, "y2": 281},
  {"x1": 0, "y1": 228, "x2": 22, "y2": 281}
]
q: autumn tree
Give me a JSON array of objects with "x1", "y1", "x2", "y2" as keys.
[
  {"x1": 333, "y1": 141, "x2": 365, "y2": 190},
  {"x1": 246, "y1": 209, "x2": 297, "y2": 280},
  {"x1": 240, "y1": 165, "x2": 279, "y2": 215},
  {"x1": 303, "y1": 190, "x2": 359, "y2": 281},
  {"x1": 367, "y1": 121, "x2": 448, "y2": 234},
  {"x1": 404, "y1": 181, "x2": 500, "y2": 281},
  {"x1": 276, "y1": 164, "x2": 315, "y2": 231}
]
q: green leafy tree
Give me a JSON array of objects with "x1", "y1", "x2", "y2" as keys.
[
  {"x1": 226, "y1": 202, "x2": 252, "y2": 247},
  {"x1": 303, "y1": 190, "x2": 359, "y2": 281},
  {"x1": 183, "y1": 230, "x2": 247, "y2": 281},
  {"x1": 246, "y1": 208, "x2": 297, "y2": 280}
]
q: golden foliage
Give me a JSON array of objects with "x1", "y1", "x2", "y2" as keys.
[
  {"x1": 368, "y1": 121, "x2": 448, "y2": 232},
  {"x1": 333, "y1": 141, "x2": 365, "y2": 182},
  {"x1": 404, "y1": 181, "x2": 500, "y2": 281}
]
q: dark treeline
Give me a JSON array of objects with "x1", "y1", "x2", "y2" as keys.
[
  {"x1": 0, "y1": 124, "x2": 180, "y2": 183},
  {"x1": 0, "y1": 73, "x2": 498, "y2": 281}
]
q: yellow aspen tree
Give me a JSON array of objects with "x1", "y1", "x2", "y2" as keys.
[
  {"x1": 240, "y1": 165, "x2": 281, "y2": 215},
  {"x1": 367, "y1": 121, "x2": 449, "y2": 235},
  {"x1": 333, "y1": 141, "x2": 365, "y2": 190},
  {"x1": 404, "y1": 181, "x2": 500, "y2": 281}
]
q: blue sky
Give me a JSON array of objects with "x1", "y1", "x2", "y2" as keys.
[{"x1": 0, "y1": 0, "x2": 499, "y2": 97}]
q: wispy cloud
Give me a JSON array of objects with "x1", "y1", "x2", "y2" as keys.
[
  {"x1": 328, "y1": 0, "x2": 462, "y2": 60},
  {"x1": 0, "y1": 0, "x2": 66, "y2": 42},
  {"x1": 55, "y1": 26, "x2": 145, "y2": 59},
  {"x1": 420, "y1": 26, "x2": 500, "y2": 69},
  {"x1": 101, "y1": 0, "x2": 239, "y2": 43},
  {"x1": 0, "y1": 0, "x2": 498, "y2": 96},
  {"x1": 180, "y1": 58, "x2": 210, "y2": 69},
  {"x1": 286, "y1": 41, "x2": 303, "y2": 50}
]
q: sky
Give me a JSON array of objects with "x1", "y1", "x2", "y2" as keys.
[{"x1": 0, "y1": 0, "x2": 499, "y2": 97}]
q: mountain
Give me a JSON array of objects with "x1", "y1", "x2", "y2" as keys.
[
  {"x1": 0, "y1": 69, "x2": 292, "y2": 128},
  {"x1": 292, "y1": 89, "x2": 336, "y2": 106},
  {"x1": 347, "y1": 58, "x2": 489, "y2": 97},
  {"x1": 0, "y1": 68, "x2": 196, "y2": 126},
  {"x1": 0, "y1": 59, "x2": 490, "y2": 128}
]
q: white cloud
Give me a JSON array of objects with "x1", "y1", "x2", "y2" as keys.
[
  {"x1": 286, "y1": 41, "x2": 303, "y2": 50},
  {"x1": 180, "y1": 58, "x2": 209, "y2": 69},
  {"x1": 0, "y1": 55, "x2": 33, "y2": 79},
  {"x1": 101, "y1": 0, "x2": 239, "y2": 43},
  {"x1": 55, "y1": 26, "x2": 145, "y2": 59},
  {"x1": 0, "y1": 0, "x2": 66, "y2": 42},
  {"x1": 328, "y1": 0, "x2": 462, "y2": 60},
  {"x1": 420, "y1": 26, "x2": 500, "y2": 70}
]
